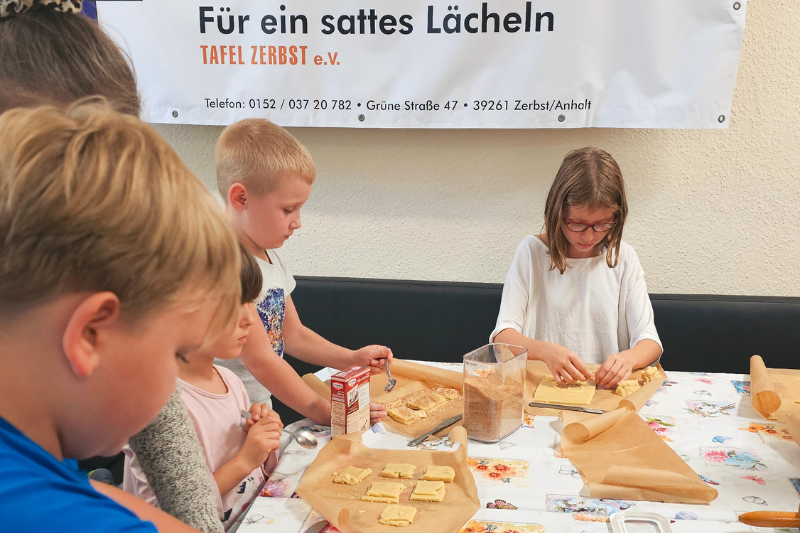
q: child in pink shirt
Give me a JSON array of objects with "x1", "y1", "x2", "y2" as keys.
[{"x1": 124, "y1": 244, "x2": 283, "y2": 529}]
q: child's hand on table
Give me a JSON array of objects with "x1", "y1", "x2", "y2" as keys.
[
  {"x1": 370, "y1": 402, "x2": 387, "y2": 426},
  {"x1": 538, "y1": 341, "x2": 591, "y2": 386},
  {"x1": 244, "y1": 402, "x2": 283, "y2": 429},
  {"x1": 351, "y1": 345, "x2": 393, "y2": 374},
  {"x1": 238, "y1": 417, "x2": 282, "y2": 470},
  {"x1": 595, "y1": 353, "x2": 633, "y2": 389}
]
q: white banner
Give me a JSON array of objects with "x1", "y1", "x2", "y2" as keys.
[{"x1": 98, "y1": 0, "x2": 746, "y2": 129}]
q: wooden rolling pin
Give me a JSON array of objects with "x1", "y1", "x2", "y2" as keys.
[{"x1": 738, "y1": 511, "x2": 800, "y2": 528}]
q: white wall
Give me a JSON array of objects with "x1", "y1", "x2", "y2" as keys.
[{"x1": 154, "y1": 0, "x2": 800, "y2": 296}]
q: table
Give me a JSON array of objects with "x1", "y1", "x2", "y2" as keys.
[{"x1": 236, "y1": 365, "x2": 800, "y2": 533}]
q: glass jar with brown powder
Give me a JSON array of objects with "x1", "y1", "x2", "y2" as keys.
[{"x1": 463, "y1": 343, "x2": 527, "y2": 443}]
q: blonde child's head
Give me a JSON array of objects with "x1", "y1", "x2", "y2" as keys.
[
  {"x1": 0, "y1": 101, "x2": 240, "y2": 457},
  {"x1": 216, "y1": 119, "x2": 316, "y2": 251},
  {"x1": 216, "y1": 118, "x2": 315, "y2": 198},
  {"x1": 0, "y1": 4, "x2": 140, "y2": 115},
  {"x1": 544, "y1": 147, "x2": 628, "y2": 274}
]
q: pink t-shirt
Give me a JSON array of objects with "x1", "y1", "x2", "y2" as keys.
[{"x1": 123, "y1": 366, "x2": 267, "y2": 530}]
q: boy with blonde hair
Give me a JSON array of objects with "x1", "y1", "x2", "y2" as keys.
[
  {"x1": 0, "y1": 102, "x2": 241, "y2": 532},
  {"x1": 215, "y1": 119, "x2": 391, "y2": 423}
]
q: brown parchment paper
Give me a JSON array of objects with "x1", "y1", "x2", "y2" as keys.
[
  {"x1": 305, "y1": 359, "x2": 466, "y2": 439},
  {"x1": 525, "y1": 361, "x2": 667, "y2": 415},
  {"x1": 295, "y1": 426, "x2": 479, "y2": 533},
  {"x1": 560, "y1": 408, "x2": 718, "y2": 504},
  {"x1": 787, "y1": 411, "x2": 800, "y2": 447},
  {"x1": 749, "y1": 355, "x2": 800, "y2": 424},
  {"x1": 750, "y1": 355, "x2": 782, "y2": 418}
]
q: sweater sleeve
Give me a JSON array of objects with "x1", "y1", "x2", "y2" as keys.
[
  {"x1": 127, "y1": 387, "x2": 224, "y2": 533},
  {"x1": 623, "y1": 255, "x2": 664, "y2": 354},
  {"x1": 490, "y1": 237, "x2": 534, "y2": 342}
]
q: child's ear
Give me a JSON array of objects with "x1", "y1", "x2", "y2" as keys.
[
  {"x1": 229, "y1": 183, "x2": 248, "y2": 211},
  {"x1": 62, "y1": 292, "x2": 122, "y2": 378}
]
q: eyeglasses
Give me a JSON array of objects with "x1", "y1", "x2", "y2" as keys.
[{"x1": 562, "y1": 217, "x2": 616, "y2": 233}]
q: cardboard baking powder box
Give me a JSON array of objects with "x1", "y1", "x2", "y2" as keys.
[{"x1": 330, "y1": 365, "x2": 371, "y2": 437}]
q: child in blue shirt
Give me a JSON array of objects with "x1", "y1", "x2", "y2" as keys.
[{"x1": 0, "y1": 102, "x2": 241, "y2": 532}]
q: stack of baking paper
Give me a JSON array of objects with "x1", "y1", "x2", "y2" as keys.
[{"x1": 560, "y1": 408, "x2": 719, "y2": 504}]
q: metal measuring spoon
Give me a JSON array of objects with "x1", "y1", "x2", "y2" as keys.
[
  {"x1": 240, "y1": 410, "x2": 318, "y2": 449},
  {"x1": 283, "y1": 428, "x2": 318, "y2": 449},
  {"x1": 384, "y1": 359, "x2": 397, "y2": 392}
]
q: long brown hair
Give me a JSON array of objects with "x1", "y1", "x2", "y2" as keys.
[
  {"x1": 0, "y1": 6, "x2": 140, "y2": 115},
  {"x1": 543, "y1": 147, "x2": 628, "y2": 274}
]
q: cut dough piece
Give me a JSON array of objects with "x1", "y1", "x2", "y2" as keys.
[
  {"x1": 420, "y1": 465, "x2": 455, "y2": 483},
  {"x1": 640, "y1": 366, "x2": 659, "y2": 383},
  {"x1": 533, "y1": 377, "x2": 596, "y2": 406},
  {"x1": 380, "y1": 463, "x2": 416, "y2": 479},
  {"x1": 406, "y1": 391, "x2": 448, "y2": 411},
  {"x1": 614, "y1": 379, "x2": 641, "y2": 397},
  {"x1": 379, "y1": 505, "x2": 417, "y2": 527},
  {"x1": 333, "y1": 466, "x2": 372, "y2": 485},
  {"x1": 361, "y1": 482, "x2": 405, "y2": 504},
  {"x1": 410, "y1": 480, "x2": 445, "y2": 502},
  {"x1": 387, "y1": 405, "x2": 427, "y2": 425},
  {"x1": 435, "y1": 387, "x2": 461, "y2": 400}
]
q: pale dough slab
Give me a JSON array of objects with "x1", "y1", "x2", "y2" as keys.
[
  {"x1": 333, "y1": 466, "x2": 372, "y2": 485},
  {"x1": 362, "y1": 481, "x2": 405, "y2": 503},
  {"x1": 420, "y1": 465, "x2": 455, "y2": 483},
  {"x1": 410, "y1": 480, "x2": 445, "y2": 502},
  {"x1": 614, "y1": 379, "x2": 641, "y2": 397},
  {"x1": 435, "y1": 387, "x2": 461, "y2": 400},
  {"x1": 387, "y1": 405, "x2": 426, "y2": 425},
  {"x1": 406, "y1": 391, "x2": 448, "y2": 411},
  {"x1": 533, "y1": 378, "x2": 596, "y2": 405},
  {"x1": 379, "y1": 505, "x2": 417, "y2": 527},
  {"x1": 641, "y1": 366, "x2": 659, "y2": 383},
  {"x1": 380, "y1": 463, "x2": 416, "y2": 479}
]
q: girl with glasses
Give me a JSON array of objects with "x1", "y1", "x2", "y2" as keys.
[{"x1": 491, "y1": 147, "x2": 662, "y2": 389}]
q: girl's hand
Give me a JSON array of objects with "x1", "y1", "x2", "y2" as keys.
[
  {"x1": 370, "y1": 402, "x2": 387, "y2": 426},
  {"x1": 595, "y1": 352, "x2": 633, "y2": 389},
  {"x1": 245, "y1": 403, "x2": 283, "y2": 429},
  {"x1": 538, "y1": 342, "x2": 591, "y2": 386},
  {"x1": 238, "y1": 418, "x2": 282, "y2": 471},
  {"x1": 351, "y1": 345, "x2": 393, "y2": 374}
]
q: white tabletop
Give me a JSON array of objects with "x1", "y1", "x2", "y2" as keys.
[{"x1": 236, "y1": 363, "x2": 800, "y2": 533}]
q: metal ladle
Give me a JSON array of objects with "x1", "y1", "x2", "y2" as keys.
[{"x1": 240, "y1": 410, "x2": 319, "y2": 449}]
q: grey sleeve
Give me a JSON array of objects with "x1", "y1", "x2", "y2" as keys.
[{"x1": 128, "y1": 387, "x2": 224, "y2": 533}]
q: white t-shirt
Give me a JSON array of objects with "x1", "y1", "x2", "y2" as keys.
[
  {"x1": 216, "y1": 249, "x2": 296, "y2": 405},
  {"x1": 490, "y1": 235, "x2": 662, "y2": 363},
  {"x1": 123, "y1": 367, "x2": 267, "y2": 530}
]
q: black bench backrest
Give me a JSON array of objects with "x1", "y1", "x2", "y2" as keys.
[{"x1": 291, "y1": 277, "x2": 800, "y2": 375}]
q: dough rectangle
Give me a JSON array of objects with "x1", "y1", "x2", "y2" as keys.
[
  {"x1": 387, "y1": 405, "x2": 426, "y2": 425},
  {"x1": 406, "y1": 391, "x2": 448, "y2": 411},
  {"x1": 333, "y1": 466, "x2": 372, "y2": 485},
  {"x1": 421, "y1": 465, "x2": 455, "y2": 482},
  {"x1": 410, "y1": 480, "x2": 445, "y2": 502},
  {"x1": 361, "y1": 481, "x2": 405, "y2": 504},
  {"x1": 379, "y1": 505, "x2": 417, "y2": 527},
  {"x1": 380, "y1": 463, "x2": 416, "y2": 479},
  {"x1": 533, "y1": 378, "x2": 596, "y2": 406}
]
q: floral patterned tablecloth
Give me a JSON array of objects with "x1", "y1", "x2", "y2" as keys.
[{"x1": 236, "y1": 366, "x2": 800, "y2": 533}]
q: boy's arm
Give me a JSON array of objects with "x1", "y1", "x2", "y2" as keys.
[
  {"x1": 282, "y1": 295, "x2": 391, "y2": 371},
  {"x1": 90, "y1": 481, "x2": 201, "y2": 533},
  {"x1": 240, "y1": 309, "x2": 331, "y2": 424},
  {"x1": 128, "y1": 389, "x2": 223, "y2": 533}
]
